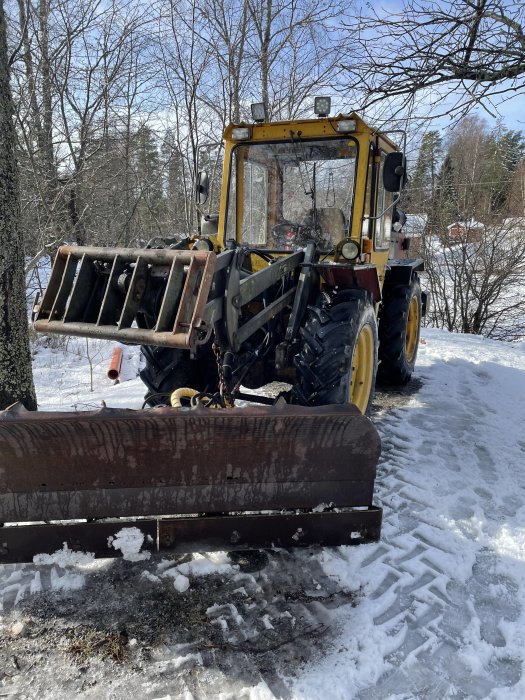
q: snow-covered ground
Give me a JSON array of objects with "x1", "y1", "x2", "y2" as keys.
[{"x1": 1, "y1": 328, "x2": 525, "y2": 698}]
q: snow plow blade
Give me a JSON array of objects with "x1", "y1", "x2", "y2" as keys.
[{"x1": 0, "y1": 403, "x2": 381, "y2": 563}]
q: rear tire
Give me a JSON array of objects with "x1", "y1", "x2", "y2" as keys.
[
  {"x1": 293, "y1": 291, "x2": 378, "y2": 415},
  {"x1": 377, "y1": 276, "x2": 422, "y2": 385}
]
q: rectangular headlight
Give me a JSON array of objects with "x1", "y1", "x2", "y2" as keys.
[
  {"x1": 336, "y1": 120, "x2": 356, "y2": 133},
  {"x1": 231, "y1": 127, "x2": 251, "y2": 140}
]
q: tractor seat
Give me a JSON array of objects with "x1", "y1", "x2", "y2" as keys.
[{"x1": 316, "y1": 208, "x2": 348, "y2": 243}]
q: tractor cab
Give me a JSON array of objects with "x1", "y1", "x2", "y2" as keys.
[
  {"x1": 206, "y1": 110, "x2": 406, "y2": 280},
  {"x1": 224, "y1": 136, "x2": 356, "y2": 251}
]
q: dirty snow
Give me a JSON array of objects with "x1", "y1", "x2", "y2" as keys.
[
  {"x1": 1, "y1": 329, "x2": 525, "y2": 697},
  {"x1": 160, "y1": 553, "x2": 237, "y2": 593}
]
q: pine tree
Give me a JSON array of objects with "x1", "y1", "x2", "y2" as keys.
[
  {"x1": 483, "y1": 125, "x2": 525, "y2": 214},
  {"x1": 162, "y1": 131, "x2": 188, "y2": 236},
  {"x1": 405, "y1": 131, "x2": 443, "y2": 212},
  {"x1": 133, "y1": 126, "x2": 165, "y2": 238}
]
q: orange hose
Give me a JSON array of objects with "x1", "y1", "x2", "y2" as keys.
[{"x1": 107, "y1": 347, "x2": 123, "y2": 381}]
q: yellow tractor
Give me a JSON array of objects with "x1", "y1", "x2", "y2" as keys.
[{"x1": 0, "y1": 100, "x2": 424, "y2": 562}]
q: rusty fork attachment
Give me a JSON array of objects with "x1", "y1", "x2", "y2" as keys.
[{"x1": 33, "y1": 246, "x2": 217, "y2": 352}]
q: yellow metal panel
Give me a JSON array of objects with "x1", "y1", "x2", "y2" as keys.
[
  {"x1": 236, "y1": 154, "x2": 245, "y2": 243},
  {"x1": 218, "y1": 141, "x2": 233, "y2": 250},
  {"x1": 350, "y1": 132, "x2": 372, "y2": 243}
]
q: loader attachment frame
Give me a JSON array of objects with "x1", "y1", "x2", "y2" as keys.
[
  {"x1": 33, "y1": 245, "x2": 307, "y2": 353},
  {"x1": 0, "y1": 403, "x2": 382, "y2": 563},
  {"x1": 33, "y1": 246, "x2": 218, "y2": 352}
]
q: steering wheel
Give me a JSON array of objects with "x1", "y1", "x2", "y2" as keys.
[{"x1": 271, "y1": 221, "x2": 305, "y2": 249}]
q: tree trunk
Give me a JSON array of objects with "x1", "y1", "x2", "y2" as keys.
[{"x1": 0, "y1": 0, "x2": 37, "y2": 411}]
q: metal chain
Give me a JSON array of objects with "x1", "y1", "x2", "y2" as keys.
[{"x1": 212, "y1": 343, "x2": 235, "y2": 408}]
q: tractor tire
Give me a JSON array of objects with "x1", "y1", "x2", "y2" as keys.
[
  {"x1": 293, "y1": 291, "x2": 378, "y2": 415},
  {"x1": 377, "y1": 275, "x2": 422, "y2": 386},
  {"x1": 140, "y1": 345, "x2": 218, "y2": 407}
]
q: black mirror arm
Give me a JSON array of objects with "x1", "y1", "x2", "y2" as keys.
[{"x1": 363, "y1": 191, "x2": 401, "y2": 223}]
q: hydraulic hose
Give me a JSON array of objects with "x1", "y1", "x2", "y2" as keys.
[{"x1": 170, "y1": 387, "x2": 200, "y2": 408}]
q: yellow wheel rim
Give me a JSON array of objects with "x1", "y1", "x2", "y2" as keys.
[
  {"x1": 349, "y1": 324, "x2": 375, "y2": 414},
  {"x1": 405, "y1": 296, "x2": 420, "y2": 363}
]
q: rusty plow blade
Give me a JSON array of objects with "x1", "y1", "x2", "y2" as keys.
[{"x1": 0, "y1": 403, "x2": 382, "y2": 563}]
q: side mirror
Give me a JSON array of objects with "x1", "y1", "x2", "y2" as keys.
[
  {"x1": 195, "y1": 171, "x2": 209, "y2": 205},
  {"x1": 392, "y1": 207, "x2": 407, "y2": 232},
  {"x1": 383, "y1": 152, "x2": 407, "y2": 193},
  {"x1": 200, "y1": 214, "x2": 219, "y2": 238}
]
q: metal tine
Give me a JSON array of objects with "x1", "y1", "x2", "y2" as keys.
[
  {"x1": 118, "y1": 256, "x2": 149, "y2": 330},
  {"x1": 48, "y1": 254, "x2": 78, "y2": 321},
  {"x1": 155, "y1": 257, "x2": 185, "y2": 332},
  {"x1": 173, "y1": 256, "x2": 200, "y2": 333},
  {"x1": 188, "y1": 253, "x2": 216, "y2": 330},
  {"x1": 37, "y1": 252, "x2": 67, "y2": 320},
  {"x1": 97, "y1": 255, "x2": 124, "y2": 326},
  {"x1": 64, "y1": 253, "x2": 97, "y2": 323}
]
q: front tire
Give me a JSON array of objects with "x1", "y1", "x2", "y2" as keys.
[
  {"x1": 293, "y1": 291, "x2": 378, "y2": 414},
  {"x1": 140, "y1": 345, "x2": 218, "y2": 406},
  {"x1": 377, "y1": 276, "x2": 422, "y2": 385}
]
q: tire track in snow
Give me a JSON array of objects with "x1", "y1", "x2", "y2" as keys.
[{"x1": 352, "y1": 342, "x2": 525, "y2": 698}]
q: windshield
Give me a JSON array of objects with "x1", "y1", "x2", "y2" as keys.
[{"x1": 226, "y1": 138, "x2": 357, "y2": 250}]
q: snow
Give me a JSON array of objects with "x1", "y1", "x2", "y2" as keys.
[
  {"x1": 2, "y1": 329, "x2": 525, "y2": 696},
  {"x1": 33, "y1": 543, "x2": 95, "y2": 568},
  {"x1": 171, "y1": 573, "x2": 191, "y2": 593},
  {"x1": 292, "y1": 329, "x2": 525, "y2": 699},
  {"x1": 108, "y1": 527, "x2": 152, "y2": 562},
  {"x1": 174, "y1": 552, "x2": 236, "y2": 578},
  {"x1": 49, "y1": 567, "x2": 85, "y2": 593},
  {"x1": 160, "y1": 553, "x2": 237, "y2": 591}
]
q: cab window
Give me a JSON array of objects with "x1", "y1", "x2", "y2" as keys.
[
  {"x1": 375, "y1": 151, "x2": 393, "y2": 249},
  {"x1": 225, "y1": 139, "x2": 357, "y2": 250}
]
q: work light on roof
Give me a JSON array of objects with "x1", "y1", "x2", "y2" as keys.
[
  {"x1": 251, "y1": 102, "x2": 267, "y2": 123},
  {"x1": 314, "y1": 96, "x2": 331, "y2": 117}
]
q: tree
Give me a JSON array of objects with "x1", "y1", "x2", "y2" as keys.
[
  {"x1": 0, "y1": 0, "x2": 37, "y2": 410},
  {"x1": 8, "y1": 0, "x2": 158, "y2": 257},
  {"x1": 421, "y1": 218, "x2": 525, "y2": 340},
  {"x1": 507, "y1": 157, "x2": 525, "y2": 216},
  {"x1": 132, "y1": 126, "x2": 165, "y2": 239},
  {"x1": 196, "y1": 0, "x2": 251, "y2": 123},
  {"x1": 404, "y1": 130, "x2": 443, "y2": 212},
  {"x1": 482, "y1": 124, "x2": 525, "y2": 213},
  {"x1": 246, "y1": 0, "x2": 346, "y2": 119},
  {"x1": 415, "y1": 119, "x2": 525, "y2": 340},
  {"x1": 348, "y1": 0, "x2": 525, "y2": 119}
]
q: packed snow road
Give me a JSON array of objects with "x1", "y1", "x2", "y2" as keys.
[{"x1": 0, "y1": 328, "x2": 524, "y2": 699}]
